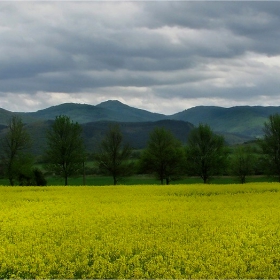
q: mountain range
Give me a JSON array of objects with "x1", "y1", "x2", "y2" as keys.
[{"x1": 1, "y1": 100, "x2": 280, "y2": 155}]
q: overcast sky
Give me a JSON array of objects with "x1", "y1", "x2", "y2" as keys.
[{"x1": 1, "y1": 1, "x2": 280, "y2": 114}]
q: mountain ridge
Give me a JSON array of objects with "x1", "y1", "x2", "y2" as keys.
[
  {"x1": 1, "y1": 100, "x2": 280, "y2": 143},
  {"x1": 16, "y1": 100, "x2": 166, "y2": 124}
]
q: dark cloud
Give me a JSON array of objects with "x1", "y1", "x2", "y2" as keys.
[
  {"x1": 0, "y1": 2, "x2": 280, "y2": 114},
  {"x1": 146, "y1": 2, "x2": 280, "y2": 56}
]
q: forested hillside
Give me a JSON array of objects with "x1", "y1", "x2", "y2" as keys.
[
  {"x1": 170, "y1": 106, "x2": 280, "y2": 138},
  {"x1": 1, "y1": 100, "x2": 280, "y2": 144},
  {"x1": 83, "y1": 119, "x2": 194, "y2": 152},
  {"x1": 0, "y1": 119, "x2": 194, "y2": 157}
]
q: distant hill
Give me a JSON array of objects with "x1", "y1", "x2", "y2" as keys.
[
  {"x1": 83, "y1": 119, "x2": 194, "y2": 151},
  {"x1": 0, "y1": 108, "x2": 38, "y2": 125},
  {"x1": 23, "y1": 100, "x2": 166, "y2": 124},
  {"x1": 27, "y1": 103, "x2": 106, "y2": 123},
  {"x1": 0, "y1": 108, "x2": 13, "y2": 124},
  {"x1": 170, "y1": 105, "x2": 280, "y2": 139},
  {"x1": 0, "y1": 124, "x2": 7, "y2": 133},
  {"x1": 1, "y1": 100, "x2": 280, "y2": 144},
  {"x1": 0, "y1": 119, "x2": 194, "y2": 157},
  {"x1": 96, "y1": 100, "x2": 166, "y2": 122}
]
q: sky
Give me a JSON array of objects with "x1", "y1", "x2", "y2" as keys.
[{"x1": 1, "y1": 1, "x2": 280, "y2": 115}]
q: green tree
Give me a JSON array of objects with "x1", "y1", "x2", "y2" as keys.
[
  {"x1": 230, "y1": 146, "x2": 256, "y2": 184},
  {"x1": 139, "y1": 127, "x2": 185, "y2": 185},
  {"x1": 45, "y1": 115, "x2": 85, "y2": 186},
  {"x1": 15, "y1": 154, "x2": 34, "y2": 186},
  {"x1": 1, "y1": 116, "x2": 32, "y2": 186},
  {"x1": 94, "y1": 125, "x2": 133, "y2": 185},
  {"x1": 260, "y1": 114, "x2": 280, "y2": 181},
  {"x1": 186, "y1": 124, "x2": 228, "y2": 183}
]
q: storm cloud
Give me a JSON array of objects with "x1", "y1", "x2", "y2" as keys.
[{"x1": 1, "y1": 2, "x2": 280, "y2": 114}]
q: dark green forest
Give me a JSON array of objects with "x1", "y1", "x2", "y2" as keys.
[{"x1": 1, "y1": 101, "x2": 280, "y2": 186}]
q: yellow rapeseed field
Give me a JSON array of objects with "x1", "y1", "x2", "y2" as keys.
[{"x1": 1, "y1": 183, "x2": 280, "y2": 278}]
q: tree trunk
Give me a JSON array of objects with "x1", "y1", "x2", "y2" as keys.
[
  {"x1": 9, "y1": 177, "x2": 14, "y2": 186},
  {"x1": 203, "y1": 176, "x2": 207, "y2": 184},
  {"x1": 83, "y1": 161, "x2": 86, "y2": 185}
]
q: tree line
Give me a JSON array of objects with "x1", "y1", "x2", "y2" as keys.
[{"x1": 1, "y1": 114, "x2": 280, "y2": 186}]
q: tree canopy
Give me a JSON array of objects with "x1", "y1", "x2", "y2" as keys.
[
  {"x1": 94, "y1": 125, "x2": 133, "y2": 185},
  {"x1": 44, "y1": 115, "x2": 85, "y2": 185},
  {"x1": 139, "y1": 127, "x2": 185, "y2": 184},
  {"x1": 230, "y1": 146, "x2": 256, "y2": 184},
  {"x1": 260, "y1": 114, "x2": 280, "y2": 181},
  {"x1": 186, "y1": 124, "x2": 228, "y2": 183},
  {"x1": 1, "y1": 116, "x2": 32, "y2": 186}
]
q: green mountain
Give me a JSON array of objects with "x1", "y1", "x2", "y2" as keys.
[
  {"x1": 0, "y1": 108, "x2": 13, "y2": 124},
  {"x1": 23, "y1": 100, "x2": 166, "y2": 124},
  {"x1": 0, "y1": 108, "x2": 38, "y2": 125},
  {"x1": 27, "y1": 103, "x2": 106, "y2": 123},
  {"x1": 170, "y1": 106, "x2": 280, "y2": 139},
  {"x1": 1, "y1": 101, "x2": 280, "y2": 146},
  {"x1": 96, "y1": 100, "x2": 166, "y2": 122},
  {"x1": 83, "y1": 119, "x2": 194, "y2": 152}
]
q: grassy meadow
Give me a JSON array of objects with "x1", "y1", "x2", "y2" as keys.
[
  {"x1": 1, "y1": 183, "x2": 280, "y2": 278},
  {"x1": 0, "y1": 174, "x2": 278, "y2": 186}
]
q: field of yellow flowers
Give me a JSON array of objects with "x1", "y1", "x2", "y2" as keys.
[{"x1": 1, "y1": 183, "x2": 280, "y2": 278}]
